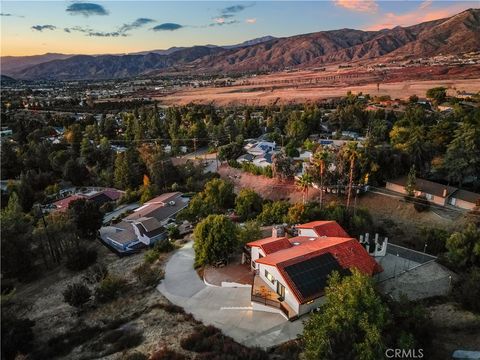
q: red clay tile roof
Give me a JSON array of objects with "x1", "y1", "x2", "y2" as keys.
[
  {"x1": 52, "y1": 194, "x2": 86, "y2": 212},
  {"x1": 297, "y1": 221, "x2": 350, "y2": 238},
  {"x1": 260, "y1": 238, "x2": 293, "y2": 254},
  {"x1": 257, "y1": 237, "x2": 382, "y2": 304}
]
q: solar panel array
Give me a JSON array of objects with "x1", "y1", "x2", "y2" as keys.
[{"x1": 283, "y1": 253, "x2": 350, "y2": 299}]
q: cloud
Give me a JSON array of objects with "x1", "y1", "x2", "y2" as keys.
[
  {"x1": 419, "y1": 0, "x2": 433, "y2": 10},
  {"x1": 209, "y1": 18, "x2": 239, "y2": 27},
  {"x1": 366, "y1": 2, "x2": 470, "y2": 30},
  {"x1": 64, "y1": 25, "x2": 123, "y2": 37},
  {"x1": 31, "y1": 25, "x2": 57, "y2": 32},
  {"x1": 118, "y1": 18, "x2": 155, "y2": 33},
  {"x1": 333, "y1": 0, "x2": 378, "y2": 13},
  {"x1": 1, "y1": 13, "x2": 12, "y2": 16},
  {"x1": 66, "y1": 3, "x2": 108, "y2": 17},
  {"x1": 88, "y1": 31, "x2": 124, "y2": 37},
  {"x1": 209, "y1": 3, "x2": 253, "y2": 26},
  {"x1": 245, "y1": 18, "x2": 257, "y2": 24},
  {"x1": 221, "y1": 4, "x2": 250, "y2": 15},
  {"x1": 152, "y1": 23, "x2": 183, "y2": 31}
]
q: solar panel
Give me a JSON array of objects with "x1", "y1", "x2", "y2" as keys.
[{"x1": 283, "y1": 253, "x2": 350, "y2": 299}]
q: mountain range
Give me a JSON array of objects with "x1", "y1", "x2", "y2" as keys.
[{"x1": 2, "y1": 9, "x2": 479, "y2": 81}]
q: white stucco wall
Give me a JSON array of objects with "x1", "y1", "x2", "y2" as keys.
[{"x1": 257, "y1": 263, "x2": 300, "y2": 314}]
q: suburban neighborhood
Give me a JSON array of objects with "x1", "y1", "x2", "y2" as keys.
[{"x1": 2, "y1": 2, "x2": 480, "y2": 360}]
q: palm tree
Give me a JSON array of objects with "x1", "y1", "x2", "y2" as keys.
[
  {"x1": 313, "y1": 148, "x2": 330, "y2": 208},
  {"x1": 342, "y1": 142, "x2": 359, "y2": 208},
  {"x1": 296, "y1": 173, "x2": 313, "y2": 204}
]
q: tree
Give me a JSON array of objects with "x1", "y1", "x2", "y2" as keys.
[
  {"x1": 312, "y1": 148, "x2": 330, "y2": 207},
  {"x1": 405, "y1": 165, "x2": 416, "y2": 197},
  {"x1": 303, "y1": 270, "x2": 388, "y2": 360},
  {"x1": 63, "y1": 282, "x2": 91, "y2": 308},
  {"x1": 63, "y1": 159, "x2": 89, "y2": 186},
  {"x1": 443, "y1": 120, "x2": 480, "y2": 186},
  {"x1": 446, "y1": 223, "x2": 480, "y2": 269},
  {"x1": 426, "y1": 87, "x2": 447, "y2": 103},
  {"x1": 237, "y1": 220, "x2": 262, "y2": 244},
  {"x1": 68, "y1": 199, "x2": 103, "y2": 239},
  {"x1": 341, "y1": 142, "x2": 359, "y2": 208},
  {"x1": 193, "y1": 215, "x2": 238, "y2": 267},
  {"x1": 0, "y1": 193, "x2": 34, "y2": 278},
  {"x1": 180, "y1": 178, "x2": 235, "y2": 221},
  {"x1": 296, "y1": 173, "x2": 313, "y2": 204},
  {"x1": 257, "y1": 201, "x2": 290, "y2": 225},
  {"x1": 235, "y1": 188, "x2": 263, "y2": 221}
]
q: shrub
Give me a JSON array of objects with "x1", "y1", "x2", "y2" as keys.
[
  {"x1": 63, "y1": 282, "x2": 91, "y2": 308},
  {"x1": 153, "y1": 303, "x2": 185, "y2": 314},
  {"x1": 154, "y1": 239, "x2": 175, "y2": 253},
  {"x1": 454, "y1": 267, "x2": 480, "y2": 313},
  {"x1": 124, "y1": 352, "x2": 147, "y2": 360},
  {"x1": 150, "y1": 347, "x2": 186, "y2": 360},
  {"x1": 167, "y1": 225, "x2": 181, "y2": 240},
  {"x1": 95, "y1": 275, "x2": 127, "y2": 303},
  {"x1": 413, "y1": 195, "x2": 430, "y2": 212},
  {"x1": 83, "y1": 263, "x2": 109, "y2": 284},
  {"x1": 133, "y1": 263, "x2": 164, "y2": 287},
  {"x1": 144, "y1": 249, "x2": 160, "y2": 264},
  {"x1": 1, "y1": 313, "x2": 35, "y2": 360},
  {"x1": 66, "y1": 246, "x2": 97, "y2": 271}
]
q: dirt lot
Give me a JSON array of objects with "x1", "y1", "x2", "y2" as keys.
[
  {"x1": 8, "y1": 240, "x2": 210, "y2": 359},
  {"x1": 155, "y1": 65, "x2": 480, "y2": 106}
]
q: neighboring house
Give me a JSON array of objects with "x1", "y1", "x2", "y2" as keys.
[
  {"x1": 244, "y1": 141, "x2": 276, "y2": 156},
  {"x1": 244, "y1": 221, "x2": 381, "y2": 319},
  {"x1": 447, "y1": 189, "x2": 480, "y2": 210},
  {"x1": 51, "y1": 188, "x2": 124, "y2": 212},
  {"x1": 386, "y1": 177, "x2": 480, "y2": 210},
  {"x1": 103, "y1": 192, "x2": 189, "y2": 253}
]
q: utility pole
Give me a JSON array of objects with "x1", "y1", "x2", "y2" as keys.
[{"x1": 193, "y1": 137, "x2": 197, "y2": 153}]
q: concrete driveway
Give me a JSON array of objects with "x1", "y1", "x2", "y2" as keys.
[{"x1": 157, "y1": 241, "x2": 304, "y2": 349}]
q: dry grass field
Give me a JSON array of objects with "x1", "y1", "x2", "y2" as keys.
[{"x1": 154, "y1": 65, "x2": 480, "y2": 106}]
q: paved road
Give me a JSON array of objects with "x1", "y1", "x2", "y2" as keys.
[{"x1": 157, "y1": 241, "x2": 304, "y2": 349}]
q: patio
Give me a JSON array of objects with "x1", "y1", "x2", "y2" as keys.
[
  {"x1": 204, "y1": 262, "x2": 253, "y2": 286},
  {"x1": 251, "y1": 275, "x2": 296, "y2": 319}
]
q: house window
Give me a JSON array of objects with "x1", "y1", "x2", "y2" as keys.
[
  {"x1": 265, "y1": 270, "x2": 275, "y2": 284},
  {"x1": 425, "y1": 193, "x2": 433, "y2": 200}
]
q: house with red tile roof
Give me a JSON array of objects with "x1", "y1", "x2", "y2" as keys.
[{"x1": 246, "y1": 221, "x2": 381, "y2": 318}]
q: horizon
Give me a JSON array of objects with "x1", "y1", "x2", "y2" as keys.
[{"x1": 1, "y1": 1, "x2": 477, "y2": 57}]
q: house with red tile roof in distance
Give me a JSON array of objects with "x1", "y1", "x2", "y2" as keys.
[
  {"x1": 101, "y1": 192, "x2": 189, "y2": 253},
  {"x1": 245, "y1": 221, "x2": 382, "y2": 320},
  {"x1": 50, "y1": 187, "x2": 124, "y2": 212}
]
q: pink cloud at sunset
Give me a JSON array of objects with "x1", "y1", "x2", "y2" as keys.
[{"x1": 333, "y1": 0, "x2": 379, "y2": 13}]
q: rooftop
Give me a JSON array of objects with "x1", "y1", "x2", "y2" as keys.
[{"x1": 296, "y1": 220, "x2": 350, "y2": 238}]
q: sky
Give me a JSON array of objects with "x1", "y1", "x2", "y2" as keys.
[{"x1": 1, "y1": 0, "x2": 477, "y2": 56}]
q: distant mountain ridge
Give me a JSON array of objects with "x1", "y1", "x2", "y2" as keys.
[{"x1": 4, "y1": 9, "x2": 479, "y2": 80}]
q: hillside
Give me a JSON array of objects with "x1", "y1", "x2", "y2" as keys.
[
  {"x1": 6, "y1": 8, "x2": 480, "y2": 80},
  {"x1": 0, "y1": 53, "x2": 74, "y2": 75}
]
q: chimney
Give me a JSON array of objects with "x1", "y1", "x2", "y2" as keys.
[
  {"x1": 442, "y1": 188, "x2": 448, "y2": 198},
  {"x1": 272, "y1": 225, "x2": 285, "y2": 238}
]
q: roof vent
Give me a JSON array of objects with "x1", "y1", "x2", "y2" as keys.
[
  {"x1": 309, "y1": 237, "x2": 316, "y2": 241},
  {"x1": 169, "y1": 201, "x2": 176, "y2": 206},
  {"x1": 293, "y1": 242, "x2": 300, "y2": 246}
]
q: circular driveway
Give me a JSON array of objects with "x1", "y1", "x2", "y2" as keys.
[{"x1": 157, "y1": 241, "x2": 304, "y2": 348}]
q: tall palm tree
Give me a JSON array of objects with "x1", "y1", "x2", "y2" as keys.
[
  {"x1": 313, "y1": 148, "x2": 330, "y2": 208},
  {"x1": 342, "y1": 142, "x2": 359, "y2": 208},
  {"x1": 296, "y1": 173, "x2": 313, "y2": 204}
]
